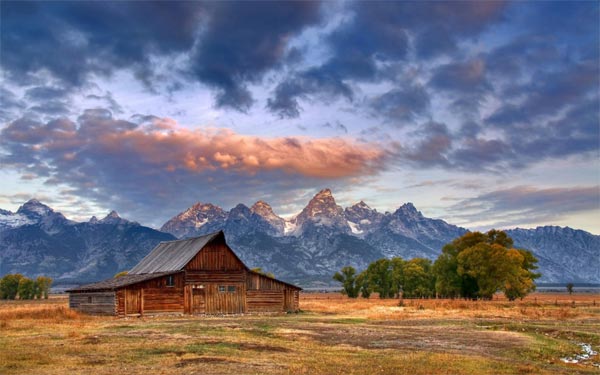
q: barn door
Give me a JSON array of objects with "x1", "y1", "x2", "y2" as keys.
[
  {"x1": 192, "y1": 288, "x2": 205, "y2": 314},
  {"x1": 125, "y1": 289, "x2": 141, "y2": 315},
  {"x1": 205, "y1": 283, "x2": 244, "y2": 314}
]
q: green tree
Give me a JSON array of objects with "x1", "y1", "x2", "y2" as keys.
[
  {"x1": 0, "y1": 274, "x2": 24, "y2": 300},
  {"x1": 434, "y1": 230, "x2": 539, "y2": 300},
  {"x1": 366, "y1": 259, "x2": 394, "y2": 298},
  {"x1": 17, "y1": 277, "x2": 36, "y2": 300},
  {"x1": 566, "y1": 282, "x2": 574, "y2": 295},
  {"x1": 432, "y1": 250, "x2": 462, "y2": 298},
  {"x1": 332, "y1": 266, "x2": 360, "y2": 298},
  {"x1": 390, "y1": 257, "x2": 405, "y2": 298},
  {"x1": 403, "y1": 258, "x2": 435, "y2": 298},
  {"x1": 502, "y1": 249, "x2": 539, "y2": 301},
  {"x1": 355, "y1": 271, "x2": 372, "y2": 298},
  {"x1": 35, "y1": 276, "x2": 53, "y2": 299},
  {"x1": 458, "y1": 243, "x2": 511, "y2": 299}
]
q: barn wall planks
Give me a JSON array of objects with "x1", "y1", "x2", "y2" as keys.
[
  {"x1": 247, "y1": 290, "x2": 285, "y2": 312},
  {"x1": 247, "y1": 273, "x2": 295, "y2": 291},
  {"x1": 186, "y1": 270, "x2": 245, "y2": 284},
  {"x1": 69, "y1": 292, "x2": 116, "y2": 315},
  {"x1": 185, "y1": 241, "x2": 245, "y2": 271},
  {"x1": 117, "y1": 273, "x2": 185, "y2": 315}
]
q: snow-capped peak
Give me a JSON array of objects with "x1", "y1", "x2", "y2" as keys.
[
  {"x1": 251, "y1": 200, "x2": 276, "y2": 217},
  {"x1": 99, "y1": 210, "x2": 127, "y2": 224},
  {"x1": 395, "y1": 203, "x2": 422, "y2": 218},
  {"x1": 290, "y1": 188, "x2": 349, "y2": 235},
  {"x1": 17, "y1": 199, "x2": 53, "y2": 217},
  {"x1": 160, "y1": 201, "x2": 228, "y2": 238},
  {"x1": 354, "y1": 200, "x2": 371, "y2": 209}
]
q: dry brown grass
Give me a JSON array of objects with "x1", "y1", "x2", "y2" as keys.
[
  {"x1": 0, "y1": 293, "x2": 599, "y2": 375},
  {"x1": 301, "y1": 292, "x2": 600, "y2": 321}
]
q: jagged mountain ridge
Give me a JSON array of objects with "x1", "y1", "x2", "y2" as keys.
[
  {"x1": 0, "y1": 200, "x2": 175, "y2": 282},
  {"x1": 159, "y1": 189, "x2": 599, "y2": 284},
  {"x1": 1, "y1": 193, "x2": 598, "y2": 286}
]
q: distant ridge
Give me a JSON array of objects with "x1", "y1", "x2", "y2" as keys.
[{"x1": 1, "y1": 194, "x2": 598, "y2": 287}]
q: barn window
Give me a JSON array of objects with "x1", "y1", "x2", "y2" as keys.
[
  {"x1": 166, "y1": 275, "x2": 175, "y2": 287},
  {"x1": 227, "y1": 286, "x2": 236, "y2": 292},
  {"x1": 218, "y1": 285, "x2": 226, "y2": 292}
]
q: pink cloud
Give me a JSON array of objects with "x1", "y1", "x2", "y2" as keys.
[{"x1": 4, "y1": 114, "x2": 386, "y2": 180}]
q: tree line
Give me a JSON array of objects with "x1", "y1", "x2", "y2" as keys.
[
  {"x1": 0, "y1": 274, "x2": 53, "y2": 300},
  {"x1": 333, "y1": 230, "x2": 540, "y2": 301}
]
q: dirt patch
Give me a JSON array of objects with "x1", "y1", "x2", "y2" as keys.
[
  {"x1": 175, "y1": 357, "x2": 236, "y2": 367},
  {"x1": 293, "y1": 323, "x2": 530, "y2": 357}
]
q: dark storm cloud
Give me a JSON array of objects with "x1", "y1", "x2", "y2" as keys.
[
  {"x1": 429, "y1": 59, "x2": 492, "y2": 115},
  {"x1": 25, "y1": 86, "x2": 70, "y2": 102},
  {"x1": 0, "y1": 1, "x2": 203, "y2": 86},
  {"x1": 188, "y1": 1, "x2": 322, "y2": 111},
  {"x1": 266, "y1": 68, "x2": 354, "y2": 118},
  {"x1": 401, "y1": 122, "x2": 452, "y2": 168},
  {"x1": 451, "y1": 185, "x2": 600, "y2": 228},
  {"x1": 268, "y1": 1, "x2": 506, "y2": 118},
  {"x1": 29, "y1": 101, "x2": 71, "y2": 116},
  {"x1": 0, "y1": 111, "x2": 385, "y2": 225},
  {"x1": 370, "y1": 84, "x2": 430, "y2": 124},
  {"x1": 487, "y1": 61, "x2": 598, "y2": 127},
  {"x1": 1, "y1": 1, "x2": 322, "y2": 112}
]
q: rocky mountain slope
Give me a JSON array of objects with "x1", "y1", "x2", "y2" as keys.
[
  {"x1": 160, "y1": 189, "x2": 598, "y2": 285},
  {"x1": 0, "y1": 200, "x2": 174, "y2": 283},
  {"x1": 1, "y1": 192, "x2": 598, "y2": 286}
]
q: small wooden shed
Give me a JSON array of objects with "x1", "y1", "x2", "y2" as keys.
[{"x1": 67, "y1": 231, "x2": 301, "y2": 315}]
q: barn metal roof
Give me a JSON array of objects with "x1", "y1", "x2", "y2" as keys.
[
  {"x1": 66, "y1": 271, "x2": 179, "y2": 292},
  {"x1": 129, "y1": 231, "x2": 223, "y2": 274}
]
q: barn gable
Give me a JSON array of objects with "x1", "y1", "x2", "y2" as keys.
[{"x1": 129, "y1": 232, "x2": 222, "y2": 274}]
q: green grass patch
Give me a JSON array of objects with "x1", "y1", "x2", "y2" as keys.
[
  {"x1": 185, "y1": 341, "x2": 240, "y2": 355},
  {"x1": 330, "y1": 318, "x2": 368, "y2": 324}
]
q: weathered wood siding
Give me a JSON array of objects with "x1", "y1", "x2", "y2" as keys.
[
  {"x1": 117, "y1": 273, "x2": 185, "y2": 316},
  {"x1": 247, "y1": 272, "x2": 288, "y2": 291},
  {"x1": 245, "y1": 273, "x2": 300, "y2": 312},
  {"x1": 246, "y1": 290, "x2": 284, "y2": 312},
  {"x1": 185, "y1": 239, "x2": 245, "y2": 271},
  {"x1": 186, "y1": 270, "x2": 245, "y2": 284},
  {"x1": 69, "y1": 292, "x2": 116, "y2": 315}
]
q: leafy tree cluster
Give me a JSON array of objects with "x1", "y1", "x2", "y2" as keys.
[
  {"x1": 333, "y1": 230, "x2": 540, "y2": 301},
  {"x1": 0, "y1": 274, "x2": 53, "y2": 300},
  {"x1": 333, "y1": 257, "x2": 435, "y2": 299}
]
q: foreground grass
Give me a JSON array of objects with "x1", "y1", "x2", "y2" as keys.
[{"x1": 1, "y1": 294, "x2": 599, "y2": 374}]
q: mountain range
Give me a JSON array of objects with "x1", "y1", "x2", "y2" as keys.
[{"x1": 0, "y1": 190, "x2": 598, "y2": 287}]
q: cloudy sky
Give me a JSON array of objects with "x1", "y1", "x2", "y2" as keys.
[{"x1": 0, "y1": 1, "x2": 598, "y2": 233}]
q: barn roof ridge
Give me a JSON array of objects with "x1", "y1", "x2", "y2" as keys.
[{"x1": 158, "y1": 230, "x2": 225, "y2": 244}]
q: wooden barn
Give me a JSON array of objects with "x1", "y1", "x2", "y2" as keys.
[{"x1": 67, "y1": 231, "x2": 301, "y2": 316}]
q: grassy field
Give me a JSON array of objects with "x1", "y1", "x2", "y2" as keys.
[{"x1": 1, "y1": 293, "x2": 599, "y2": 374}]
